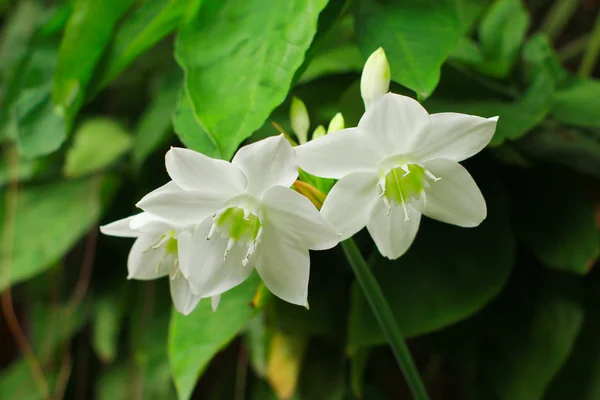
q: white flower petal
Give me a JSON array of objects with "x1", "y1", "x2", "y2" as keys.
[
  {"x1": 100, "y1": 216, "x2": 138, "y2": 238},
  {"x1": 255, "y1": 223, "x2": 310, "y2": 307},
  {"x1": 231, "y1": 135, "x2": 298, "y2": 197},
  {"x1": 127, "y1": 235, "x2": 171, "y2": 280},
  {"x1": 367, "y1": 200, "x2": 421, "y2": 260},
  {"x1": 321, "y1": 171, "x2": 380, "y2": 240},
  {"x1": 165, "y1": 147, "x2": 247, "y2": 197},
  {"x1": 136, "y1": 181, "x2": 225, "y2": 225},
  {"x1": 358, "y1": 93, "x2": 431, "y2": 156},
  {"x1": 170, "y1": 273, "x2": 201, "y2": 316},
  {"x1": 211, "y1": 295, "x2": 221, "y2": 312},
  {"x1": 295, "y1": 127, "x2": 384, "y2": 179},
  {"x1": 415, "y1": 158, "x2": 486, "y2": 227},
  {"x1": 129, "y1": 212, "x2": 176, "y2": 234},
  {"x1": 415, "y1": 113, "x2": 498, "y2": 162},
  {"x1": 262, "y1": 186, "x2": 340, "y2": 251},
  {"x1": 178, "y1": 224, "x2": 254, "y2": 298}
]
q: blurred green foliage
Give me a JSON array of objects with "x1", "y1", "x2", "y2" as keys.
[{"x1": 0, "y1": 0, "x2": 599, "y2": 399}]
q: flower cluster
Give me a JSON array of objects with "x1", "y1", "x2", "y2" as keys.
[{"x1": 102, "y1": 48, "x2": 498, "y2": 315}]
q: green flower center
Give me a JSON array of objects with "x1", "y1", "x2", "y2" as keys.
[
  {"x1": 215, "y1": 207, "x2": 262, "y2": 243},
  {"x1": 164, "y1": 230, "x2": 178, "y2": 255},
  {"x1": 383, "y1": 164, "x2": 427, "y2": 206}
]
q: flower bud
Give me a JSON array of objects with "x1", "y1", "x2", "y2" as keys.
[
  {"x1": 327, "y1": 112, "x2": 345, "y2": 134},
  {"x1": 290, "y1": 97, "x2": 309, "y2": 144},
  {"x1": 360, "y1": 47, "x2": 390, "y2": 109},
  {"x1": 311, "y1": 125, "x2": 326, "y2": 141}
]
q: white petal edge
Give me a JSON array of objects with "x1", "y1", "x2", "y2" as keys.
[
  {"x1": 177, "y1": 223, "x2": 254, "y2": 298},
  {"x1": 262, "y1": 186, "x2": 340, "y2": 251},
  {"x1": 127, "y1": 235, "x2": 171, "y2": 280},
  {"x1": 367, "y1": 200, "x2": 422, "y2": 260},
  {"x1": 415, "y1": 113, "x2": 498, "y2": 162},
  {"x1": 358, "y1": 93, "x2": 431, "y2": 157},
  {"x1": 211, "y1": 295, "x2": 221, "y2": 312},
  {"x1": 170, "y1": 273, "x2": 201, "y2": 316},
  {"x1": 136, "y1": 181, "x2": 225, "y2": 225},
  {"x1": 320, "y1": 171, "x2": 380, "y2": 241},
  {"x1": 414, "y1": 158, "x2": 487, "y2": 227},
  {"x1": 231, "y1": 135, "x2": 298, "y2": 197},
  {"x1": 129, "y1": 212, "x2": 177, "y2": 234},
  {"x1": 100, "y1": 216, "x2": 138, "y2": 238},
  {"x1": 165, "y1": 147, "x2": 247, "y2": 197},
  {"x1": 295, "y1": 127, "x2": 384, "y2": 179},
  {"x1": 255, "y1": 223, "x2": 310, "y2": 307}
]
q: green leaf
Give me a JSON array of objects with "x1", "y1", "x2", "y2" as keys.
[
  {"x1": 133, "y1": 70, "x2": 181, "y2": 169},
  {"x1": 298, "y1": 44, "x2": 363, "y2": 84},
  {"x1": 52, "y1": 0, "x2": 135, "y2": 124},
  {"x1": 0, "y1": 360, "x2": 57, "y2": 400},
  {"x1": 514, "y1": 172, "x2": 599, "y2": 274},
  {"x1": 517, "y1": 125, "x2": 600, "y2": 180},
  {"x1": 553, "y1": 79, "x2": 600, "y2": 128},
  {"x1": 522, "y1": 34, "x2": 569, "y2": 86},
  {"x1": 456, "y1": 0, "x2": 491, "y2": 33},
  {"x1": 176, "y1": 0, "x2": 328, "y2": 159},
  {"x1": 478, "y1": 0, "x2": 529, "y2": 78},
  {"x1": 96, "y1": 362, "x2": 136, "y2": 400},
  {"x1": 91, "y1": 0, "x2": 192, "y2": 93},
  {"x1": 545, "y1": 275, "x2": 600, "y2": 400},
  {"x1": 172, "y1": 91, "x2": 221, "y2": 158},
  {"x1": 64, "y1": 118, "x2": 132, "y2": 178},
  {"x1": 13, "y1": 85, "x2": 66, "y2": 158},
  {"x1": 0, "y1": 178, "x2": 102, "y2": 290},
  {"x1": 348, "y1": 180, "x2": 515, "y2": 349},
  {"x1": 425, "y1": 72, "x2": 554, "y2": 146},
  {"x1": 93, "y1": 294, "x2": 122, "y2": 363},
  {"x1": 354, "y1": 0, "x2": 462, "y2": 99},
  {"x1": 168, "y1": 274, "x2": 261, "y2": 400},
  {"x1": 478, "y1": 273, "x2": 584, "y2": 400}
]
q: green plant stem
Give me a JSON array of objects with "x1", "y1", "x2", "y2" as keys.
[
  {"x1": 341, "y1": 238, "x2": 430, "y2": 400},
  {"x1": 558, "y1": 34, "x2": 590, "y2": 62},
  {"x1": 580, "y1": 11, "x2": 600, "y2": 77},
  {"x1": 540, "y1": 0, "x2": 580, "y2": 40}
]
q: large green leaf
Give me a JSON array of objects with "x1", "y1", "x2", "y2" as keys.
[
  {"x1": 52, "y1": 0, "x2": 135, "y2": 124},
  {"x1": 0, "y1": 178, "x2": 102, "y2": 290},
  {"x1": 172, "y1": 91, "x2": 221, "y2": 159},
  {"x1": 477, "y1": 273, "x2": 584, "y2": 400},
  {"x1": 133, "y1": 70, "x2": 181, "y2": 169},
  {"x1": 347, "y1": 179, "x2": 515, "y2": 349},
  {"x1": 552, "y1": 79, "x2": 600, "y2": 128},
  {"x1": 92, "y1": 294, "x2": 123, "y2": 363},
  {"x1": 175, "y1": 0, "x2": 328, "y2": 159},
  {"x1": 64, "y1": 118, "x2": 132, "y2": 178},
  {"x1": 354, "y1": 0, "x2": 462, "y2": 100},
  {"x1": 91, "y1": 0, "x2": 192, "y2": 93},
  {"x1": 513, "y1": 172, "x2": 599, "y2": 275},
  {"x1": 168, "y1": 274, "x2": 261, "y2": 400},
  {"x1": 478, "y1": 0, "x2": 529, "y2": 78}
]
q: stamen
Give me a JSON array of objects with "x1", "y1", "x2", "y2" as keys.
[
  {"x1": 152, "y1": 235, "x2": 170, "y2": 250},
  {"x1": 399, "y1": 190, "x2": 410, "y2": 222},
  {"x1": 420, "y1": 190, "x2": 428, "y2": 210},
  {"x1": 400, "y1": 164, "x2": 411, "y2": 176},
  {"x1": 206, "y1": 223, "x2": 217, "y2": 240},
  {"x1": 224, "y1": 238, "x2": 236, "y2": 260},
  {"x1": 425, "y1": 170, "x2": 441, "y2": 182}
]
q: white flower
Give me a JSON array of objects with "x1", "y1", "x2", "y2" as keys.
[
  {"x1": 295, "y1": 93, "x2": 498, "y2": 260},
  {"x1": 100, "y1": 212, "x2": 220, "y2": 315},
  {"x1": 361, "y1": 47, "x2": 391, "y2": 109},
  {"x1": 136, "y1": 135, "x2": 340, "y2": 307}
]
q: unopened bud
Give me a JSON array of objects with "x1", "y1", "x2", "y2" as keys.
[
  {"x1": 327, "y1": 112, "x2": 345, "y2": 134},
  {"x1": 312, "y1": 125, "x2": 326, "y2": 141},
  {"x1": 360, "y1": 47, "x2": 390, "y2": 109},
  {"x1": 290, "y1": 97, "x2": 309, "y2": 144}
]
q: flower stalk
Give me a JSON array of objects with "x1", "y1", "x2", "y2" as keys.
[{"x1": 341, "y1": 238, "x2": 430, "y2": 400}]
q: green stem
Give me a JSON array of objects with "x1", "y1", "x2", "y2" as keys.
[
  {"x1": 540, "y1": 0, "x2": 580, "y2": 40},
  {"x1": 580, "y1": 11, "x2": 600, "y2": 77},
  {"x1": 558, "y1": 34, "x2": 590, "y2": 62},
  {"x1": 341, "y1": 239, "x2": 430, "y2": 400}
]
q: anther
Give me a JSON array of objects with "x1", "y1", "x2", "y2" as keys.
[
  {"x1": 224, "y1": 238, "x2": 236, "y2": 260},
  {"x1": 425, "y1": 170, "x2": 441, "y2": 182},
  {"x1": 206, "y1": 223, "x2": 217, "y2": 240}
]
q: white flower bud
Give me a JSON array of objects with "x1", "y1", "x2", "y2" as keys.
[
  {"x1": 290, "y1": 97, "x2": 310, "y2": 144},
  {"x1": 360, "y1": 47, "x2": 390, "y2": 110},
  {"x1": 312, "y1": 125, "x2": 326, "y2": 141},
  {"x1": 327, "y1": 112, "x2": 345, "y2": 134}
]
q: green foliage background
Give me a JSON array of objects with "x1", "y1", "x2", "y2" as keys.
[{"x1": 0, "y1": 0, "x2": 599, "y2": 399}]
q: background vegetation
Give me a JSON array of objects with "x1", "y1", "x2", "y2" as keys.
[{"x1": 1, "y1": 0, "x2": 600, "y2": 399}]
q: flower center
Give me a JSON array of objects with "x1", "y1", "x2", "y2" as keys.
[
  {"x1": 379, "y1": 161, "x2": 440, "y2": 221},
  {"x1": 145, "y1": 229, "x2": 180, "y2": 279},
  {"x1": 206, "y1": 206, "x2": 263, "y2": 266}
]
